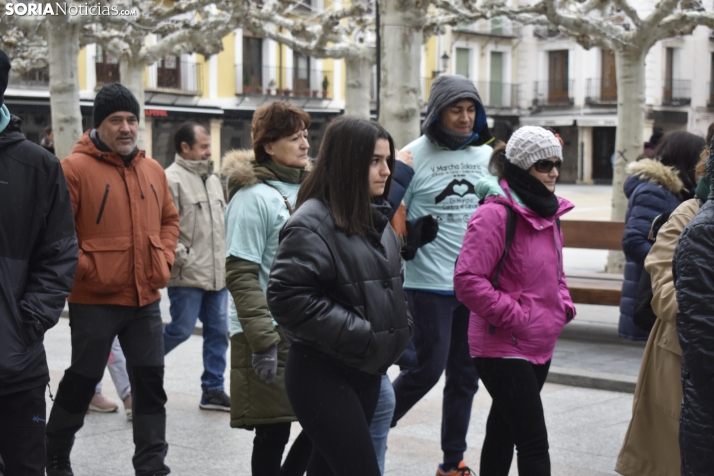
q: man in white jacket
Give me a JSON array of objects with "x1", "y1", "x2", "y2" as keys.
[{"x1": 164, "y1": 122, "x2": 229, "y2": 411}]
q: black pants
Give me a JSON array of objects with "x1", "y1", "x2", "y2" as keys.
[
  {"x1": 285, "y1": 345, "x2": 382, "y2": 476},
  {"x1": 473, "y1": 358, "x2": 551, "y2": 476},
  {"x1": 0, "y1": 385, "x2": 47, "y2": 475},
  {"x1": 252, "y1": 423, "x2": 312, "y2": 476},
  {"x1": 46, "y1": 301, "x2": 169, "y2": 476},
  {"x1": 391, "y1": 291, "x2": 479, "y2": 467}
]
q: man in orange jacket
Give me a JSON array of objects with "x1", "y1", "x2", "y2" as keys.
[{"x1": 45, "y1": 83, "x2": 179, "y2": 476}]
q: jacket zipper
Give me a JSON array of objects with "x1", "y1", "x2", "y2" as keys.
[
  {"x1": 552, "y1": 221, "x2": 562, "y2": 282},
  {"x1": 96, "y1": 184, "x2": 110, "y2": 224},
  {"x1": 150, "y1": 184, "x2": 160, "y2": 214},
  {"x1": 203, "y1": 177, "x2": 217, "y2": 289}
]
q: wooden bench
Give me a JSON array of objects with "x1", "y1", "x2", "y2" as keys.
[{"x1": 560, "y1": 220, "x2": 625, "y2": 306}]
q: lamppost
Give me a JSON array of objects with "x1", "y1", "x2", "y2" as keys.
[{"x1": 433, "y1": 52, "x2": 451, "y2": 78}]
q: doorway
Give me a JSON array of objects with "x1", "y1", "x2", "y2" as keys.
[{"x1": 592, "y1": 127, "x2": 616, "y2": 183}]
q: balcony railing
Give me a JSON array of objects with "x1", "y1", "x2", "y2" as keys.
[
  {"x1": 533, "y1": 80, "x2": 574, "y2": 106},
  {"x1": 9, "y1": 67, "x2": 50, "y2": 87},
  {"x1": 236, "y1": 65, "x2": 332, "y2": 98},
  {"x1": 662, "y1": 79, "x2": 691, "y2": 106},
  {"x1": 454, "y1": 19, "x2": 522, "y2": 37},
  {"x1": 95, "y1": 57, "x2": 120, "y2": 86},
  {"x1": 475, "y1": 81, "x2": 519, "y2": 108},
  {"x1": 585, "y1": 78, "x2": 617, "y2": 105},
  {"x1": 155, "y1": 60, "x2": 204, "y2": 93}
]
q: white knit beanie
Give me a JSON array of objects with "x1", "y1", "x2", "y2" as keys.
[{"x1": 505, "y1": 126, "x2": 563, "y2": 170}]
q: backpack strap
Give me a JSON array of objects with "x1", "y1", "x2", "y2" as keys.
[
  {"x1": 490, "y1": 203, "x2": 516, "y2": 290},
  {"x1": 261, "y1": 181, "x2": 294, "y2": 215}
]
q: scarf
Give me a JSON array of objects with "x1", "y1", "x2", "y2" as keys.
[
  {"x1": 90, "y1": 129, "x2": 138, "y2": 166},
  {"x1": 259, "y1": 159, "x2": 309, "y2": 185},
  {"x1": 0, "y1": 105, "x2": 10, "y2": 134},
  {"x1": 432, "y1": 122, "x2": 479, "y2": 151},
  {"x1": 503, "y1": 160, "x2": 560, "y2": 218}
]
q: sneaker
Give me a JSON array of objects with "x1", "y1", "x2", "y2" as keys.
[
  {"x1": 199, "y1": 390, "x2": 231, "y2": 412},
  {"x1": 436, "y1": 461, "x2": 473, "y2": 476},
  {"x1": 46, "y1": 453, "x2": 73, "y2": 476},
  {"x1": 123, "y1": 393, "x2": 133, "y2": 422},
  {"x1": 88, "y1": 392, "x2": 118, "y2": 413}
]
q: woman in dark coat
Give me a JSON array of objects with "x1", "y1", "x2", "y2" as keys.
[
  {"x1": 267, "y1": 116, "x2": 412, "y2": 476},
  {"x1": 673, "y1": 143, "x2": 714, "y2": 475},
  {"x1": 619, "y1": 131, "x2": 705, "y2": 340}
]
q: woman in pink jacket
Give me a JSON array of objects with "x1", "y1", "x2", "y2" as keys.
[{"x1": 454, "y1": 126, "x2": 575, "y2": 476}]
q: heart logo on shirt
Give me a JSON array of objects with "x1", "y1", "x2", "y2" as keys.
[{"x1": 453, "y1": 184, "x2": 469, "y2": 196}]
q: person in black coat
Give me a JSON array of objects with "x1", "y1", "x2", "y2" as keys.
[
  {"x1": 0, "y1": 51, "x2": 78, "y2": 475},
  {"x1": 267, "y1": 116, "x2": 412, "y2": 476},
  {"x1": 619, "y1": 131, "x2": 704, "y2": 340},
  {"x1": 673, "y1": 141, "x2": 714, "y2": 476}
]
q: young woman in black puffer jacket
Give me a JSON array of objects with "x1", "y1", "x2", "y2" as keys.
[{"x1": 267, "y1": 116, "x2": 412, "y2": 476}]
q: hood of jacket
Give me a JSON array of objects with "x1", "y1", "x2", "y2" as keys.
[
  {"x1": 174, "y1": 154, "x2": 214, "y2": 177},
  {"x1": 625, "y1": 158, "x2": 684, "y2": 198},
  {"x1": 422, "y1": 74, "x2": 493, "y2": 147},
  {"x1": 71, "y1": 130, "x2": 146, "y2": 166},
  {"x1": 475, "y1": 175, "x2": 571, "y2": 220},
  {"x1": 0, "y1": 116, "x2": 27, "y2": 151},
  {"x1": 221, "y1": 148, "x2": 309, "y2": 201}
]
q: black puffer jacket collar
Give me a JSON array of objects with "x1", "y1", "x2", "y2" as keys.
[{"x1": 267, "y1": 198, "x2": 412, "y2": 375}]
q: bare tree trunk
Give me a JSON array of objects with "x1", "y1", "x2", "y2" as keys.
[
  {"x1": 47, "y1": 19, "x2": 83, "y2": 160},
  {"x1": 119, "y1": 57, "x2": 147, "y2": 149},
  {"x1": 606, "y1": 48, "x2": 646, "y2": 273},
  {"x1": 344, "y1": 56, "x2": 373, "y2": 119},
  {"x1": 378, "y1": 0, "x2": 427, "y2": 148}
]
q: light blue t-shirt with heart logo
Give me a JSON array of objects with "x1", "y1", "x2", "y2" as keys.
[{"x1": 402, "y1": 135, "x2": 492, "y2": 292}]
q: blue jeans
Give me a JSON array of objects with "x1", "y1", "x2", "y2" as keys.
[
  {"x1": 165, "y1": 287, "x2": 229, "y2": 392},
  {"x1": 391, "y1": 290, "x2": 480, "y2": 467},
  {"x1": 370, "y1": 375, "x2": 396, "y2": 475}
]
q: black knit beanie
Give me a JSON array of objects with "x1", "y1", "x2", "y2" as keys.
[
  {"x1": 93, "y1": 83, "x2": 140, "y2": 128},
  {"x1": 0, "y1": 50, "x2": 11, "y2": 108}
]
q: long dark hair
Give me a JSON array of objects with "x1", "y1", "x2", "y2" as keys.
[
  {"x1": 296, "y1": 116, "x2": 396, "y2": 235},
  {"x1": 652, "y1": 131, "x2": 706, "y2": 193}
]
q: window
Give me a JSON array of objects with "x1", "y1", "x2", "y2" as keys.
[
  {"x1": 490, "y1": 51, "x2": 504, "y2": 106},
  {"x1": 455, "y1": 48, "x2": 470, "y2": 78},
  {"x1": 95, "y1": 45, "x2": 120, "y2": 86},
  {"x1": 664, "y1": 47, "x2": 674, "y2": 103},
  {"x1": 709, "y1": 53, "x2": 714, "y2": 105},
  {"x1": 242, "y1": 36, "x2": 263, "y2": 91},
  {"x1": 157, "y1": 55, "x2": 180, "y2": 89},
  {"x1": 600, "y1": 50, "x2": 617, "y2": 101},
  {"x1": 548, "y1": 50, "x2": 569, "y2": 102},
  {"x1": 293, "y1": 52, "x2": 310, "y2": 95}
]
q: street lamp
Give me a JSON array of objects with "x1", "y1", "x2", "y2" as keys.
[{"x1": 433, "y1": 52, "x2": 451, "y2": 77}]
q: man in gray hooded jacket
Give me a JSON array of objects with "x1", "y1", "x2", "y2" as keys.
[{"x1": 390, "y1": 75, "x2": 493, "y2": 476}]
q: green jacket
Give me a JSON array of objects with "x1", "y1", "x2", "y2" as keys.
[{"x1": 221, "y1": 148, "x2": 307, "y2": 428}]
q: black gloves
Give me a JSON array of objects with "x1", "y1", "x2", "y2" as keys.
[
  {"x1": 401, "y1": 215, "x2": 439, "y2": 261},
  {"x1": 252, "y1": 345, "x2": 278, "y2": 384}
]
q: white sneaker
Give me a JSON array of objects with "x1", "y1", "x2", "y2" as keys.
[{"x1": 89, "y1": 393, "x2": 118, "y2": 413}]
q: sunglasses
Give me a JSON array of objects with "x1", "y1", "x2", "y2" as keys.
[{"x1": 533, "y1": 159, "x2": 562, "y2": 173}]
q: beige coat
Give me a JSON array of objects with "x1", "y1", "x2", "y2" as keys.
[
  {"x1": 616, "y1": 198, "x2": 700, "y2": 476},
  {"x1": 165, "y1": 155, "x2": 226, "y2": 290}
]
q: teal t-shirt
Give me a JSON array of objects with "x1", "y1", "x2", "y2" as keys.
[
  {"x1": 402, "y1": 135, "x2": 492, "y2": 292},
  {"x1": 225, "y1": 180, "x2": 300, "y2": 336}
]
